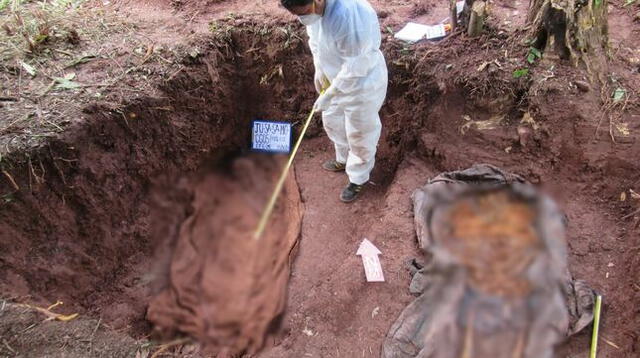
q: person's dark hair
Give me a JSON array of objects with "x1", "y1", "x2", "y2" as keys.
[{"x1": 281, "y1": 0, "x2": 313, "y2": 10}]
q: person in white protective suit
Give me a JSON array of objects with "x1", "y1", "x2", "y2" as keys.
[{"x1": 281, "y1": 0, "x2": 388, "y2": 202}]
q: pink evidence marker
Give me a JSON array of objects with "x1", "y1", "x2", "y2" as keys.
[{"x1": 356, "y1": 238, "x2": 385, "y2": 282}]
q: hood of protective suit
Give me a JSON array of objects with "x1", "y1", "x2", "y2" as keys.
[{"x1": 306, "y1": 0, "x2": 387, "y2": 100}]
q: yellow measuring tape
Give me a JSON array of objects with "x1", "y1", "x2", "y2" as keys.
[
  {"x1": 253, "y1": 91, "x2": 323, "y2": 240},
  {"x1": 590, "y1": 295, "x2": 602, "y2": 358}
]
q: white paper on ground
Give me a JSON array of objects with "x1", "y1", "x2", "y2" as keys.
[
  {"x1": 394, "y1": 23, "x2": 447, "y2": 43},
  {"x1": 394, "y1": 23, "x2": 428, "y2": 43}
]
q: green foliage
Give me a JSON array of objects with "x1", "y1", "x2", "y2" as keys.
[
  {"x1": 612, "y1": 88, "x2": 626, "y2": 102},
  {"x1": 513, "y1": 68, "x2": 529, "y2": 78},
  {"x1": 385, "y1": 26, "x2": 394, "y2": 36},
  {"x1": 1, "y1": 193, "x2": 14, "y2": 204},
  {"x1": 19, "y1": 60, "x2": 36, "y2": 75},
  {"x1": 0, "y1": 0, "x2": 10, "y2": 11},
  {"x1": 54, "y1": 72, "x2": 80, "y2": 89},
  {"x1": 527, "y1": 47, "x2": 542, "y2": 64},
  {"x1": 0, "y1": 0, "x2": 27, "y2": 12}
]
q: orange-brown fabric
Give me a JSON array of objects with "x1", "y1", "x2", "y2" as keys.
[{"x1": 147, "y1": 156, "x2": 303, "y2": 356}]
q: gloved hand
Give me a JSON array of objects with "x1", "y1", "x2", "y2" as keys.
[
  {"x1": 313, "y1": 86, "x2": 337, "y2": 112},
  {"x1": 314, "y1": 70, "x2": 329, "y2": 94}
]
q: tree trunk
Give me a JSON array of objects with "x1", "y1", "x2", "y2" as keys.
[
  {"x1": 528, "y1": 0, "x2": 609, "y2": 81},
  {"x1": 458, "y1": 0, "x2": 608, "y2": 80},
  {"x1": 450, "y1": 0, "x2": 458, "y2": 31},
  {"x1": 459, "y1": 0, "x2": 476, "y2": 28},
  {"x1": 467, "y1": 1, "x2": 486, "y2": 37}
]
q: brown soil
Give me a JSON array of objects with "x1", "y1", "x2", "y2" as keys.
[
  {"x1": 0, "y1": 0, "x2": 638, "y2": 357},
  {"x1": 0, "y1": 302, "x2": 145, "y2": 357}
]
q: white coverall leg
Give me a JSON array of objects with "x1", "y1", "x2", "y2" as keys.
[
  {"x1": 322, "y1": 80, "x2": 386, "y2": 184},
  {"x1": 306, "y1": 0, "x2": 388, "y2": 185}
]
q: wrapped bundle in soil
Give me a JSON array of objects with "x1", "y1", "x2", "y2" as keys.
[
  {"x1": 147, "y1": 155, "x2": 303, "y2": 356},
  {"x1": 383, "y1": 164, "x2": 595, "y2": 358}
]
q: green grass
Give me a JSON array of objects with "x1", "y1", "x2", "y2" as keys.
[
  {"x1": 0, "y1": 0, "x2": 87, "y2": 63},
  {"x1": 0, "y1": 0, "x2": 36, "y2": 12}
]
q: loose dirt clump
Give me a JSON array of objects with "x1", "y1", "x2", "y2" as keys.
[{"x1": 0, "y1": 13, "x2": 313, "y2": 336}]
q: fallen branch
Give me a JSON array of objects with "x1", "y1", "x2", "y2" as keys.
[
  {"x1": 64, "y1": 54, "x2": 97, "y2": 69},
  {"x1": 2, "y1": 339, "x2": 15, "y2": 354},
  {"x1": 2, "y1": 170, "x2": 19, "y2": 191},
  {"x1": 621, "y1": 208, "x2": 640, "y2": 220},
  {"x1": 16, "y1": 301, "x2": 78, "y2": 322},
  {"x1": 139, "y1": 44, "x2": 155, "y2": 66},
  {"x1": 90, "y1": 317, "x2": 102, "y2": 340},
  {"x1": 166, "y1": 67, "x2": 184, "y2": 82}
]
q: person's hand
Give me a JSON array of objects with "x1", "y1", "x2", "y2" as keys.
[
  {"x1": 313, "y1": 86, "x2": 337, "y2": 112},
  {"x1": 314, "y1": 70, "x2": 329, "y2": 94}
]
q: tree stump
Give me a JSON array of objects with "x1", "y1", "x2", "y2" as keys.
[
  {"x1": 450, "y1": 0, "x2": 459, "y2": 31},
  {"x1": 528, "y1": 0, "x2": 609, "y2": 81},
  {"x1": 467, "y1": 1, "x2": 486, "y2": 37},
  {"x1": 459, "y1": 0, "x2": 476, "y2": 28}
]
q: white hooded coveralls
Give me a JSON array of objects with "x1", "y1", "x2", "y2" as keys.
[{"x1": 306, "y1": 0, "x2": 388, "y2": 185}]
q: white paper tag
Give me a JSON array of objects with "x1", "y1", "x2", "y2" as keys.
[
  {"x1": 424, "y1": 24, "x2": 447, "y2": 39},
  {"x1": 252, "y1": 120, "x2": 292, "y2": 153}
]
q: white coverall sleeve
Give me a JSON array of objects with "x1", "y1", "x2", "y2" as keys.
[{"x1": 328, "y1": 11, "x2": 381, "y2": 94}]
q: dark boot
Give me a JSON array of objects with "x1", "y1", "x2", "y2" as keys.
[
  {"x1": 322, "y1": 159, "x2": 346, "y2": 172},
  {"x1": 340, "y1": 182, "x2": 364, "y2": 203}
]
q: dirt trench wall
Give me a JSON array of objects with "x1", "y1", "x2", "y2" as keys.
[
  {"x1": 0, "y1": 20, "x2": 316, "y2": 330},
  {"x1": 0, "y1": 14, "x2": 487, "y2": 338},
  {"x1": 0, "y1": 14, "x2": 429, "y2": 329},
  {"x1": 382, "y1": 21, "x2": 640, "y2": 357}
]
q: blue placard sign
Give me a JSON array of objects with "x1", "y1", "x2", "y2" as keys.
[{"x1": 252, "y1": 120, "x2": 292, "y2": 153}]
